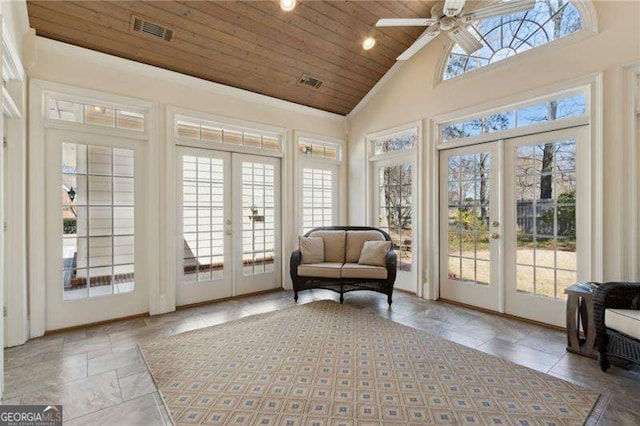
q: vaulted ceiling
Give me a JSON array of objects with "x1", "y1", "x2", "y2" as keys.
[{"x1": 26, "y1": 1, "x2": 436, "y2": 115}]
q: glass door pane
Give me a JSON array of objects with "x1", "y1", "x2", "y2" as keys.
[
  {"x1": 377, "y1": 163, "x2": 413, "y2": 272},
  {"x1": 181, "y1": 155, "x2": 225, "y2": 284},
  {"x1": 446, "y1": 153, "x2": 491, "y2": 286},
  {"x1": 373, "y1": 157, "x2": 416, "y2": 293},
  {"x1": 61, "y1": 142, "x2": 135, "y2": 301},
  {"x1": 241, "y1": 161, "x2": 276, "y2": 276},
  {"x1": 514, "y1": 140, "x2": 577, "y2": 299}
]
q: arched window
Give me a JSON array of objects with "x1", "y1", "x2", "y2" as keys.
[{"x1": 444, "y1": 0, "x2": 583, "y2": 80}]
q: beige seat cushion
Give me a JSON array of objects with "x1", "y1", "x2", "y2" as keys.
[
  {"x1": 299, "y1": 236, "x2": 324, "y2": 264},
  {"x1": 308, "y1": 230, "x2": 346, "y2": 263},
  {"x1": 358, "y1": 241, "x2": 392, "y2": 267},
  {"x1": 297, "y1": 262, "x2": 343, "y2": 279},
  {"x1": 605, "y1": 309, "x2": 640, "y2": 340},
  {"x1": 345, "y1": 230, "x2": 385, "y2": 263},
  {"x1": 341, "y1": 263, "x2": 388, "y2": 279}
]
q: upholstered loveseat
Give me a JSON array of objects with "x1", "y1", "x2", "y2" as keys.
[
  {"x1": 290, "y1": 226, "x2": 397, "y2": 305},
  {"x1": 594, "y1": 282, "x2": 640, "y2": 371}
]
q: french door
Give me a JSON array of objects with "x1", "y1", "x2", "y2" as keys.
[
  {"x1": 176, "y1": 147, "x2": 281, "y2": 306},
  {"x1": 503, "y1": 127, "x2": 588, "y2": 326},
  {"x1": 372, "y1": 155, "x2": 417, "y2": 293},
  {"x1": 440, "y1": 127, "x2": 588, "y2": 326},
  {"x1": 46, "y1": 130, "x2": 149, "y2": 330},
  {"x1": 439, "y1": 143, "x2": 501, "y2": 311}
]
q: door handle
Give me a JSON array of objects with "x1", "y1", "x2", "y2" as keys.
[{"x1": 491, "y1": 233, "x2": 499, "y2": 239}]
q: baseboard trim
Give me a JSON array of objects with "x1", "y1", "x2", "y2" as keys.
[
  {"x1": 45, "y1": 311, "x2": 150, "y2": 336},
  {"x1": 44, "y1": 288, "x2": 285, "y2": 335},
  {"x1": 438, "y1": 298, "x2": 566, "y2": 332},
  {"x1": 176, "y1": 287, "x2": 284, "y2": 311}
]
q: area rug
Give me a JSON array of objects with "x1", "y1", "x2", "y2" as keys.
[{"x1": 141, "y1": 300, "x2": 600, "y2": 425}]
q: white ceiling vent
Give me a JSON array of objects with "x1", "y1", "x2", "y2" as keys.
[
  {"x1": 297, "y1": 74, "x2": 323, "y2": 90},
  {"x1": 131, "y1": 16, "x2": 173, "y2": 42}
]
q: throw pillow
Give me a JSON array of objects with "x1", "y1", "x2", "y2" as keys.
[
  {"x1": 299, "y1": 237, "x2": 325, "y2": 264},
  {"x1": 358, "y1": 240, "x2": 392, "y2": 267}
]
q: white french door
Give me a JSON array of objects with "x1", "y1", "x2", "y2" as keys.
[
  {"x1": 439, "y1": 127, "x2": 588, "y2": 326},
  {"x1": 439, "y1": 143, "x2": 501, "y2": 311},
  {"x1": 372, "y1": 155, "x2": 417, "y2": 293},
  {"x1": 504, "y1": 127, "x2": 588, "y2": 326},
  {"x1": 176, "y1": 147, "x2": 281, "y2": 306},
  {"x1": 46, "y1": 130, "x2": 149, "y2": 330}
]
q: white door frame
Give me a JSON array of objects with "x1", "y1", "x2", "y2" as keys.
[
  {"x1": 44, "y1": 129, "x2": 151, "y2": 330},
  {"x1": 166, "y1": 106, "x2": 288, "y2": 307},
  {"x1": 365, "y1": 122, "x2": 423, "y2": 296},
  {"x1": 28, "y1": 80, "x2": 157, "y2": 336},
  {"x1": 428, "y1": 75, "x2": 603, "y2": 305}
]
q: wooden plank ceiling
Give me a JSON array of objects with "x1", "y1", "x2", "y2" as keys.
[{"x1": 27, "y1": 1, "x2": 435, "y2": 115}]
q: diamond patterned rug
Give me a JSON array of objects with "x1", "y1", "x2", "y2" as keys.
[{"x1": 140, "y1": 300, "x2": 600, "y2": 425}]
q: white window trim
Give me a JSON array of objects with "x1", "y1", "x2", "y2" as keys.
[
  {"x1": 28, "y1": 79, "x2": 158, "y2": 338},
  {"x1": 44, "y1": 91, "x2": 150, "y2": 138},
  {"x1": 433, "y1": 0, "x2": 599, "y2": 87},
  {"x1": 364, "y1": 121, "x2": 424, "y2": 297},
  {"x1": 427, "y1": 73, "x2": 604, "y2": 301},
  {"x1": 623, "y1": 62, "x2": 640, "y2": 280},
  {"x1": 293, "y1": 132, "x2": 346, "y2": 236}
]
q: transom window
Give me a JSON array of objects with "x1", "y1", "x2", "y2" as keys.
[
  {"x1": 48, "y1": 97, "x2": 145, "y2": 132},
  {"x1": 371, "y1": 130, "x2": 416, "y2": 156},
  {"x1": 176, "y1": 117, "x2": 281, "y2": 152},
  {"x1": 444, "y1": 0, "x2": 583, "y2": 80},
  {"x1": 441, "y1": 93, "x2": 586, "y2": 142}
]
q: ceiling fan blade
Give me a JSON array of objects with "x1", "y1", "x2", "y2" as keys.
[
  {"x1": 397, "y1": 25, "x2": 441, "y2": 61},
  {"x1": 448, "y1": 25, "x2": 483, "y2": 55},
  {"x1": 443, "y1": 0, "x2": 467, "y2": 17},
  {"x1": 376, "y1": 18, "x2": 437, "y2": 27},
  {"x1": 460, "y1": 0, "x2": 536, "y2": 22}
]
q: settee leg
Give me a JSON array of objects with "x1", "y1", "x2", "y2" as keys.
[
  {"x1": 599, "y1": 351, "x2": 611, "y2": 372},
  {"x1": 339, "y1": 293, "x2": 344, "y2": 304},
  {"x1": 294, "y1": 291, "x2": 298, "y2": 303},
  {"x1": 387, "y1": 294, "x2": 392, "y2": 306}
]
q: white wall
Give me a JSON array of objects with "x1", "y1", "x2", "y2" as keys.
[
  {"x1": 347, "y1": 1, "x2": 639, "y2": 285},
  {"x1": 29, "y1": 38, "x2": 346, "y2": 138}
]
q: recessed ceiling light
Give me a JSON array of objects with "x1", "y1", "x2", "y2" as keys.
[
  {"x1": 280, "y1": 0, "x2": 296, "y2": 12},
  {"x1": 363, "y1": 37, "x2": 376, "y2": 50}
]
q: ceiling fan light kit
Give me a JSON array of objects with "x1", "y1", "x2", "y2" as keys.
[{"x1": 376, "y1": 0, "x2": 537, "y2": 61}]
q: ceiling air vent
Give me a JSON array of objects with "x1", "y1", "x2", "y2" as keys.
[
  {"x1": 297, "y1": 74, "x2": 323, "y2": 90},
  {"x1": 131, "y1": 16, "x2": 173, "y2": 42}
]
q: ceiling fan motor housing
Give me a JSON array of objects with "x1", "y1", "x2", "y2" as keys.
[{"x1": 440, "y1": 16, "x2": 457, "y2": 31}]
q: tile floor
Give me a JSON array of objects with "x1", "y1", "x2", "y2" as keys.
[{"x1": 3, "y1": 290, "x2": 639, "y2": 425}]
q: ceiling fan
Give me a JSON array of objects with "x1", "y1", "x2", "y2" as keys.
[{"x1": 376, "y1": 0, "x2": 536, "y2": 61}]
